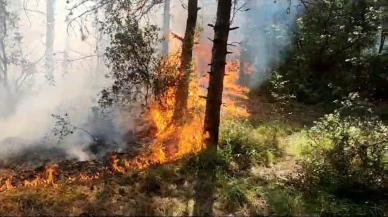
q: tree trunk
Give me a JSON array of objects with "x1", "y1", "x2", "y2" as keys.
[
  {"x1": 0, "y1": 0, "x2": 8, "y2": 89},
  {"x1": 45, "y1": 0, "x2": 55, "y2": 84},
  {"x1": 203, "y1": 0, "x2": 232, "y2": 146},
  {"x1": 194, "y1": 2, "x2": 232, "y2": 213},
  {"x1": 161, "y1": 0, "x2": 171, "y2": 55},
  {"x1": 63, "y1": 17, "x2": 70, "y2": 75},
  {"x1": 173, "y1": 0, "x2": 198, "y2": 121},
  {"x1": 379, "y1": 2, "x2": 387, "y2": 53}
]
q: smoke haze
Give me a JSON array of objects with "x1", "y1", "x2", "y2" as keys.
[{"x1": 0, "y1": 0, "x2": 300, "y2": 162}]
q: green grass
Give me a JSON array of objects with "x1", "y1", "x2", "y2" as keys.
[{"x1": 0, "y1": 112, "x2": 386, "y2": 216}]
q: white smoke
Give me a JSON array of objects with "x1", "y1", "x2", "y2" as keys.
[
  {"x1": 164, "y1": 0, "x2": 300, "y2": 87},
  {"x1": 0, "y1": 0, "x2": 131, "y2": 161},
  {"x1": 0, "y1": 0, "x2": 301, "y2": 162},
  {"x1": 236, "y1": 0, "x2": 301, "y2": 87}
]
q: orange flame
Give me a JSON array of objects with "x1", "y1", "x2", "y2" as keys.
[
  {"x1": 0, "y1": 178, "x2": 14, "y2": 191},
  {"x1": 110, "y1": 53, "x2": 249, "y2": 172},
  {"x1": 23, "y1": 164, "x2": 57, "y2": 188},
  {"x1": 0, "y1": 43, "x2": 251, "y2": 190},
  {"x1": 125, "y1": 72, "x2": 207, "y2": 170},
  {"x1": 223, "y1": 61, "x2": 249, "y2": 118}
]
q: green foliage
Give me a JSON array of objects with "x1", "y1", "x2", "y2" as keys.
[
  {"x1": 267, "y1": 0, "x2": 387, "y2": 104},
  {"x1": 219, "y1": 119, "x2": 284, "y2": 167},
  {"x1": 258, "y1": 184, "x2": 384, "y2": 217},
  {"x1": 299, "y1": 94, "x2": 388, "y2": 196},
  {"x1": 258, "y1": 185, "x2": 306, "y2": 216},
  {"x1": 99, "y1": 16, "x2": 160, "y2": 107},
  {"x1": 99, "y1": 13, "x2": 182, "y2": 109},
  {"x1": 221, "y1": 182, "x2": 248, "y2": 210}
]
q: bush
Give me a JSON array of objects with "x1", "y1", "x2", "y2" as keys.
[
  {"x1": 264, "y1": 0, "x2": 386, "y2": 104},
  {"x1": 299, "y1": 94, "x2": 388, "y2": 197},
  {"x1": 220, "y1": 181, "x2": 248, "y2": 210}
]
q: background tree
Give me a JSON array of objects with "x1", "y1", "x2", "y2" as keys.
[
  {"x1": 267, "y1": 0, "x2": 385, "y2": 104},
  {"x1": 0, "y1": 0, "x2": 39, "y2": 116},
  {"x1": 161, "y1": 0, "x2": 171, "y2": 55},
  {"x1": 379, "y1": 0, "x2": 388, "y2": 53},
  {"x1": 0, "y1": 0, "x2": 9, "y2": 91},
  {"x1": 45, "y1": 0, "x2": 56, "y2": 84},
  {"x1": 173, "y1": 0, "x2": 199, "y2": 121}
]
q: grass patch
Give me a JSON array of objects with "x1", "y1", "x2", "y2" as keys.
[{"x1": 219, "y1": 119, "x2": 291, "y2": 168}]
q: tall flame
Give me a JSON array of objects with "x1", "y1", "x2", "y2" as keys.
[
  {"x1": 0, "y1": 46, "x2": 251, "y2": 191},
  {"x1": 129, "y1": 69, "x2": 207, "y2": 169},
  {"x1": 112, "y1": 54, "x2": 249, "y2": 172}
]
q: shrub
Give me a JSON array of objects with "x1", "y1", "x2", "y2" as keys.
[
  {"x1": 264, "y1": 0, "x2": 386, "y2": 104},
  {"x1": 299, "y1": 94, "x2": 387, "y2": 197},
  {"x1": 221, "y1": 183, "x2": 247, "y2": 210}
]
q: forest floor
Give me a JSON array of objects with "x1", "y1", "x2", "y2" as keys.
[{"x1": 0, "y1": 93, "x2": 386, "y2": 216}]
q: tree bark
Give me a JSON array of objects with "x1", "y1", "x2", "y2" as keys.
[
  {"x1": 194, "y1": 2, "x2": 232, "y2": 213},
  {"x1": 173, "y1": 0, "x2": 198, "y2": 121},
  {"x1": 45, "y1": 0, "x2": 55, "y2": 84},
  {"x1": 161, "y1": 0, "x2": 171, "y2": 55},
  {"x1": 203, "y1": 0, "x2": 232, "y2": 146}
]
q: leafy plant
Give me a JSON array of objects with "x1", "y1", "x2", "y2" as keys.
[
  {"x1": 266, "y1": 0, "x2": 386, "y2": 104},
  {"x1": 299, "y1": 94, "x2": 388, "y2": 196},
  {"x1": 221, "y1": 183, "x2": 247, "y2": 210}
]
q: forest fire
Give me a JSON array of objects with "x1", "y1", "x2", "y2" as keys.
[
  {"x1": 0, "y1": 55, "x2": 250, "y2": 191},
  {"x1": 23, "y1": 164, "x2": 57, "y2": 187},
  {"x1": 111, "y1": 56, "x2": 250, "y2": 171},
  {"x1": 0, "y1": 164, "x2": 57, "y2": 191},
  {"x1": 0, "y1": 49, "x2": 250, "y2": 191},
  {"x1": 115, "y1": 70, "x2": 207, "y2": 170}
]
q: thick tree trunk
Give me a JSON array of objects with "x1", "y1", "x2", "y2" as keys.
[
  {"x1": 45, "y1": 0, "x2": 55, "y2": 83},
  {"x1": 161, "y1": 0, "x2": 171, "y2": 55},
  {"x1": 203, "y1": 0, "x2": 232, "y2": 146},
  {"x1": 173, "y1": 0, "x2": 198, "y2": 121},
  {"x1": 194, "y1": 2, "x2": 232, "y2": 213}
]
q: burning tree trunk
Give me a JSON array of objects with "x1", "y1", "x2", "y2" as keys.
[
  {"x1": 161, "y1": 0, "x2": 171, "y2": 55},
  {"x1": 203, "y1": 0, "x2": 233, "y2": 146},
  {"x1": 173, "y1": 0, "x2": 199, "y2": 121},
  {"x1": 45, "y1": 0, "x2": 55, "y2": 83}
]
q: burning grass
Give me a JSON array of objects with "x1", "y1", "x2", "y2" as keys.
[
  {"x1": 0, "y1": 96, "x2": 386, "y2": 216},
  {"x1": 0, "y1": 53, "x2": 250, "y2": 195},
  {"x1": 0, "y1": 160, "x2": 107, "y2": 192}
]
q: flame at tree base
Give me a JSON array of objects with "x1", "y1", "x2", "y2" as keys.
[
  {"x1": 113, "y1": 60, "x2": 249, "y2": 171},
  {"x1": 0, "y1": 56, "x2": 249, "y2": 191},
  {"x1": 124, "y1": 72, "x2": 208, "y2": 170}
]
